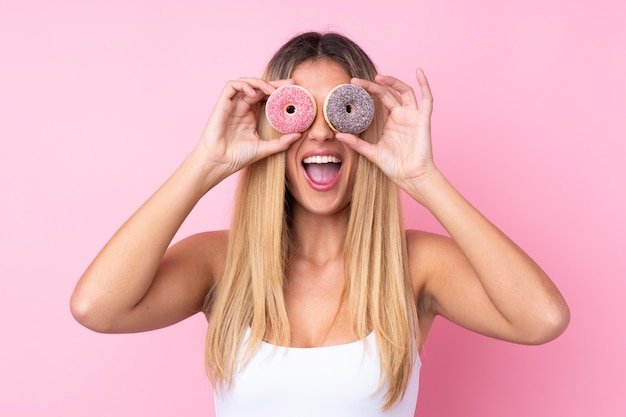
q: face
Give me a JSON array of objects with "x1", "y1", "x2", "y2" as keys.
[{"x1": 285, "y1": 59, "x2": 358, "y2": 217}]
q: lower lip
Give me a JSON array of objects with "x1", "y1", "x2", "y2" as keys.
[{"x1": 302, "y1": 165, "x2": 343, "y2": 191}]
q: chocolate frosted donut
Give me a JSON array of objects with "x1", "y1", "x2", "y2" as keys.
[
  {"x1": 265, "y1": 85, "x2": 316, "y2": 133},
  {"x1": 323, "y1": 84, "x2": 374, "y2": 134}
]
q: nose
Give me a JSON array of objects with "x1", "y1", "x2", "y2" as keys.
[{"x1": 306, "y1": 108, "x2": 334, "y2": 143}]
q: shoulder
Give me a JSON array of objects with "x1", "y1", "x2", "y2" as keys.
[
  {"x1": 406, "y1": 229, "x2": 457, "y2": 276},
  {"x1": 172, "y1": 229, "x2": 229, "y2": 252},
  {"x1": 166, "y1": 229, "x2": 229, "y2": 277},
  {"x1": 158, "y1": 229, "x2": 230, "y2": 298},
  {"x1": 405, "y1": 229, "x2": 460, "y2": 316}
]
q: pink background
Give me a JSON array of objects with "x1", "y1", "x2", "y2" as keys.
[{"x1": 1, "y1": 0, "x2": 624, "y2": 416}]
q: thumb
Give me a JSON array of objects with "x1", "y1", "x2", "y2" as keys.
[
  {"x1": 335, "y1": 133, "x2": 378, "y2": 164},
  {"x1": 254, "y1": 133, "x2": 301, "y2": 160}
]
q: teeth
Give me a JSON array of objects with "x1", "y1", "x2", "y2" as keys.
[{"x1": 302, "y1": 155, "x2": 341, "y2": 164}]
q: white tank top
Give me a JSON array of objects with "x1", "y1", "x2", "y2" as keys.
[{"x1": 214, "y1": 329, "x2": 421, "y2": 417}]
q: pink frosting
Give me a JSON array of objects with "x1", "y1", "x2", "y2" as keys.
[{"x1": 265, "y1": 85, "x2": 316, "y2": 133}]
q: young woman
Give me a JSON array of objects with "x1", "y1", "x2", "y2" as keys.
[{"x1": 71, "y1": 32, "x2": 569, "y2": 416}]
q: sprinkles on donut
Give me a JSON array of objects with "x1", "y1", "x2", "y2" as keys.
[
  {"x1": 265, "y1": 85, "x2": 316, "y2": 133},
  {"x1": 323, "y1": 84, "x2": 374, "y2": 134}
]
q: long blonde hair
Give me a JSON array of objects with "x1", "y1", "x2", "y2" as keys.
[{"x1": 204, "y1": 32, "x2": 419, "y2": 409}]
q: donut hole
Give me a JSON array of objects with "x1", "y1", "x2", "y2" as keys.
[
  {"x1": 345, "y1": 104, "x2": 355, "y2": 114},
  {"x1": 285, "y1": 105, "x2": 296, "y2": 114}
]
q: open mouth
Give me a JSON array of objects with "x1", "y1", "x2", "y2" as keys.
[{"x1": 302, "y1": 154, "x2": 342, "y2": 188}]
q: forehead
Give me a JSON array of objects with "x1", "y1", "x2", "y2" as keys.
[{"x1": 291, "y1": 59, "x2": 351, "y2": 94}]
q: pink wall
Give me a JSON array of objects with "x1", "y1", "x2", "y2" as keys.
[{"x1": 1, "y1": 0, "x2": 624, "y2": 416}]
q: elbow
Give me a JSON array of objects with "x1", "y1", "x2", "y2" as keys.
[
  {"x1": 546, "y1": 301, "x2": 571, "y2": 342},
  {"x1": 70, "y1": 289, "x2": 116, "y2": 334},
  {"x1": 525, "y1": 299, "x2": 571, "y2": 345}
]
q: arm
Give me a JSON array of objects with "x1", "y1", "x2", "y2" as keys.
[
  {"x1": 70, "y1": 78, "x2": 300, "y2": 333},
  {"x1": 406, "y1": 181, "x2": 569, "y2": 345},
  {"x1": 70, "y1": 152, "x2": 222, "y2": 333},
  {"x1": 338, "y1": 70, "x2": 569, "y2": 344}
]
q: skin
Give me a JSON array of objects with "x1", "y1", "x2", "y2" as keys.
[{"x1": 70, "y1": 59, "x2": 570, "y2": 349}]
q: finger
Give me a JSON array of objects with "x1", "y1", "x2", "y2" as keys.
[
  {"x1": 414, "y1": 69, "x2": 432, "y2": 99},
  {"x1": 374, "y1": 74, "x2": 418, "y2": 108},
  {"x1": 221, "y1": 80, "x2": 270, "y2": 107},
  {"x1": 254, "y1": 133, "x2": 301, "y2": 160},
  {"x1": 235, "y1": 77, "x2": 281, "y2": 96},
  {"x1": 268, "y1": 79, "x2": 296, "y2": 89},
  {"x1": 218, "y1": 80, "x2": 257, "y2": 104},
  {"x1": 218, "y1": 79, "x2": 273, "y2": 108},
  {"x1": 415, "y1": 68, "x2": 433, "y2": 111},
  {"x1": 351, "y1": 78, "x2": 403, "y2": 113},
  {"x1": 335, "y1": 133, "x2": 379, "y2": 163},
  {"x1": 235, "y1": 77, "x2": 297, "y2": 96}
]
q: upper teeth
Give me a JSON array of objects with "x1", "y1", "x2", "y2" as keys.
[{"x1": 303, "y1": 155, "x2": 341, "y2": 164}]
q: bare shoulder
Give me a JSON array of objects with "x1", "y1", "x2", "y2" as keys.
[
  {"x1": 405, "y1": 229, "x2": 462, "y2": 333},
  {"x1": 80, "y1": 230, "x2": 231, "y2": 333},
  {"x1": 165, "y1": 229, "x2": 229, "y2": 278},
  {"x1": 406, "y1": 229, "x2": 457, "y2": 282},
  {"x1": 149, "y1": 229, "x2": 229, "y2": 318}
]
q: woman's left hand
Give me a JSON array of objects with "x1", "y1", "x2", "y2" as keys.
[{"x1": 336, "y1": 69, "x2": 436, "y2": 195}]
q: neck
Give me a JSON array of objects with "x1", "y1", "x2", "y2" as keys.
[{"x1": 290, "y1": 205, "x2": 349, "y2": 265}]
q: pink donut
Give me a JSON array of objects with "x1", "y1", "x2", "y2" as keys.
[{"x1": 265, "y1": 85, "x2": 316, "y2": 133}]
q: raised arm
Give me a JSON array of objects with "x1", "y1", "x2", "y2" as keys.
[
  {"x1": 70, "y1": 78, "x2": 300, "y2": 333},
  {"x1": 337, "y1": 70, "x2": 569, "y2": 345}
]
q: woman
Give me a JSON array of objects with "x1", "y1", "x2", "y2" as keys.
[{"x1": 71, "y1": 32, "x2": 569, "y2": 416}]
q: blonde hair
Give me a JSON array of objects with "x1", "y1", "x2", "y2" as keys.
[{"x1": 204, "y1": 32, "x2": 419, "y2": 409}]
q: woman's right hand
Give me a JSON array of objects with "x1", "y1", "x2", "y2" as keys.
[
  {"x1": 71, "y1": 78, "x2": 300, "y2": 334},
  {"x1": 197, "y1": 78, "x2": 301, "y2": 179}
]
